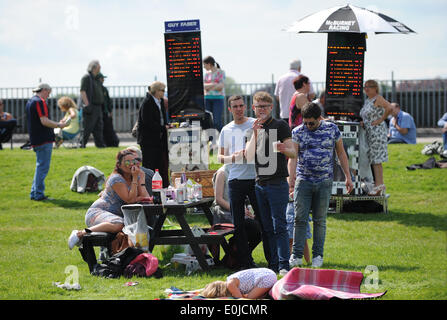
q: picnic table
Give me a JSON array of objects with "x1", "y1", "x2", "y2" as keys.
[{"x1": 122, "y1": 198, "x2": 234, "y2": 271}]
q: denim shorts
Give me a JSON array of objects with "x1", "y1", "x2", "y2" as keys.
[{"x1": 286, "y1": 201, "x2": 311, "y2": 239}]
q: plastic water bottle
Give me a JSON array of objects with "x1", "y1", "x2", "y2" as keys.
[
  {"x1": 152, "y1": 169, "x2": 163, "y2": 190},
  {"x1": 245, "y1": 197, "x2": 255, "y2": 219},
  {"x1": 181, "y1": 170, "x2": 187, "y2": 184}
]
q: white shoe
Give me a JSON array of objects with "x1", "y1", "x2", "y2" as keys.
[
  {"x1": 289, "y1": 254, "x2": 303, "y2": 268},
  {"x1": 279, "y1": 269, "x2": 289, "y2": 277},
  {"x1": 311, "y1": 255, "x2": 323, "y2": 268},
  {"x1": 68, "y1": 230, "x2": 80, "y2": 250}
]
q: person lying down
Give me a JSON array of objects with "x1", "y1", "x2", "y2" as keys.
[{"x1": 201, "y1": 268, "x2": 277, "y2": 299}]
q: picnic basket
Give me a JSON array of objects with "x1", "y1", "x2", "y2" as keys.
[{"x1": 171, "y1": 170, "x2": 216, "y2": 197}]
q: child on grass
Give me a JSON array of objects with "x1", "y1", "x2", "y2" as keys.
[{"x1": 201, "y1": 268, "x2": 277, "y2": 299}]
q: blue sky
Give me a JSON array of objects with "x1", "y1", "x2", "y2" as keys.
[{"x1": 0, "y1": 0, "x2": 446, "y2": 88}]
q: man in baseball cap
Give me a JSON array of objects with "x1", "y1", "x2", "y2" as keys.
[
  {"x1": 32, "y1": 83, "x2": 52, "y2": 93},
  {"x1": 26, "y1": 83, "x2": 68, "y2": 201}
]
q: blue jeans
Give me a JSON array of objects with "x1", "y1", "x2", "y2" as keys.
[
  {"x1": 292, "y1": 178, "x2": 332, "y2": 259},
  {"x1": 255, "y1": 180, "x2": 290, "y2": 271},
  {"x1": 30, "y1": 143, "x2": 53, "y2": 200},
  {"x1": 205, "y1": 98, "x2": 224, "y2": 132}
]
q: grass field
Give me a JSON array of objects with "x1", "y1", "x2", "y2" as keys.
[{"x1": 0, "y1": 143, "x2": 446, "y2": 300}]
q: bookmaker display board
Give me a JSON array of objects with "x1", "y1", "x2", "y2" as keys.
[
  {"x1": 325, "y1": 33, "x2": 366, "y2": 120},
  {"x1": 332, "y1": 121, "x2": 362, "y2": 196},
  {"x1": 164, "y1": 19, "x2": 205, "y2": 121}
]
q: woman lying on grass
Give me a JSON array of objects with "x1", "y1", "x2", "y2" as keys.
[
  {"x1": 201, "y1": 268, "x2": 277, "y2": 299},
  {"x1": 68, "y1": 150, "x2": 151, "y2": 249}
]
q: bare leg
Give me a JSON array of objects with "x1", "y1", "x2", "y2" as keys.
[
  {"x1": 371, "y1": 163, "x2": 384, "y2": 186},
  {"x1": 304, "y1": 240, "x2": 310, "y2": 264},
  {"x1": 76, "y1": 222, "x2": 124, "y2": 238}
]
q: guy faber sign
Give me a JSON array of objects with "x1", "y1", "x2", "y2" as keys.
[{"x1": 165, "y1": 19, "x2": 200, "y2": 33}]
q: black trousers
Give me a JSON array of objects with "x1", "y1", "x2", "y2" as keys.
[
  {"x1": 140, "y1": 144, "x2": 169, "y2": 188},
  {"x1": 82, "y1": 104, "x2": 105, "y2": 148},
  {"x1": 228, "y1": 179, "x2": 271, "y2": 268},
  {"x1": 102, "y1": 113, "x2": 119, "y2": 147},
  {"x1": 0, "y1": 119, "x2": 17, "y2": 149}
]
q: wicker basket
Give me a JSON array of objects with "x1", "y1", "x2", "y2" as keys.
[{"x1": 171, "y1": 170, "x2": 217, "y2": 197}]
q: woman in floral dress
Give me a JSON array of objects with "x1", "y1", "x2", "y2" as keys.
[{"x1": 360, "y1": 80, "x2": 392, "y2": 196}]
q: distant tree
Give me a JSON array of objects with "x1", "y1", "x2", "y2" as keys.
[{"x1": 224, "y1": 76, "x2": 244, "y2": 96}]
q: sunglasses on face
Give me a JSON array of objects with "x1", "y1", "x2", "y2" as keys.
[
  {"x1": 124, "y1": 158, "x2": 142, "y2": 166},
  {"x1": 304, "y1": 121, "x2": 318, "y2": 127}
]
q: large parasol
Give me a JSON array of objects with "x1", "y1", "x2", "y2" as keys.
[{"x1": 284, "y1": 4, "x2": 416, "y2": 34}]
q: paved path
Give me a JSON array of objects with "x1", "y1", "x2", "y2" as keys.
[{"x1": 4, "y1": 129, "x2": 444, "y2": 150}]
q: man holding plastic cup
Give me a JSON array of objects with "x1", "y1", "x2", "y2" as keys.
[{"x1": 245, "y1": 91, "x2": 295, "y2": 275}]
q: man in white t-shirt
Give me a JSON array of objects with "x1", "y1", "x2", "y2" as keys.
[
  {"x1": 274, "y1": 59, "x2": 315, "y2": 123},
  {"x1": 218, "y1": 95, "x2": 270, "y2": 270}
]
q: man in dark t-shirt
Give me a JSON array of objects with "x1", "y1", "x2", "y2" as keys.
[
  {"x1": 26, "y1": 83, "x2": 68, "y2": 200},
  {"x1": 245, "y1": 91, "x2": 296, "y2": 275},
  {"x1": 80, "y1": 60, "x2": 105, "y2": 148}
]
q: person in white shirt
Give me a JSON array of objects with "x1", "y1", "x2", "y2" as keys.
[{"x1": 274, "y1": 59, "x2": 315, "y2": 123}]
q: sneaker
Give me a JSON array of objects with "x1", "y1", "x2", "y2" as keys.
[
  {"x1": 289, "y1": 254, "x2": 303, "y2": 268},
  {"x1": 32, "y1": 195, "x2": 54, "y2": 201},
  {"x1": 279, "y1": 269, "x2": 289, "y2": 277},
  {"x1": 68, "y1": 230, "x2": 80, "y2": 250},
  {"x1": 422, "y1": 141, "x2": 441, "y2": 155},
  {"x1": 311, "y1": 255, "x2": 323, "y2": 268}
]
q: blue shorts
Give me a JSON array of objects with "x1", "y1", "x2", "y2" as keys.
[
  {"x1": 286, "y1": 202, "x2": 311, "y2": 239},
  {"x1": 62, "y1": 130, "x2": 78, "y2": 140}
]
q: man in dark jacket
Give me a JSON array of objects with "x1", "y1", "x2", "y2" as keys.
[
  {"x1": 137, "y1": 81, "x2": 169, "y2": 187},
  {"x1": 80, "y1": 60, "x2": 106, "y2": 148},
  {"x1": 97, "y1": 72, "x2": 119, "y2": 147}
]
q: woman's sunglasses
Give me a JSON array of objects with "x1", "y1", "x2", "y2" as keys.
[{"x1": 124, "y1": 158, "x2": 142, "y2": 166}]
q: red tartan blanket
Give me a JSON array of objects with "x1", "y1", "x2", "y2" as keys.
[{"x1": 270, "y1": 268, "x2": 386, "y2": 300}]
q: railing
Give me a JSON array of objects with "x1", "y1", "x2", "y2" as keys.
[{"x1": 2, "y1": 79, "x2": 446, "y2": 134}]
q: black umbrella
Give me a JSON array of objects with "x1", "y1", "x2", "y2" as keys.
[{"x1": 285, "y1": 4, "x2": 415, "y2": 34}]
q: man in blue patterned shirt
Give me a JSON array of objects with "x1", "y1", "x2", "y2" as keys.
[{"x1": 288, "y1": 102, "x2": 353, "y2": 268}]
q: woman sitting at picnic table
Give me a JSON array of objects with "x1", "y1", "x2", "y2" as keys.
[
  {"x1": 68, "y1": 150, "x2": 151, "y2": 249},
  {"x1": 201, "y1": 268, "x2": 277, "y2": 299}
]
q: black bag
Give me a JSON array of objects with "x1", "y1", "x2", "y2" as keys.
[
  {"x1": 85, "y1": 173, "x2": 99, "y2": 192},
  {"x1": 91, "y1": 247, "x2": 144, "y2": 278},
  {"x1": 221, "y1": 236, "x2": 239, "y2": 270}
]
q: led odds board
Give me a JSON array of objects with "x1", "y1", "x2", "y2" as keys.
[
  {"x1": 325, "y1": 33, "x2": 366, "y2": 120},
  {"x1": 164, "y1": 19, "x2": 205, "y2": 121}
]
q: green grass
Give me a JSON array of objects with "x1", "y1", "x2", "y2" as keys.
[{"x1": 0, "y1": 144, "x2": 446, "y2": 300}]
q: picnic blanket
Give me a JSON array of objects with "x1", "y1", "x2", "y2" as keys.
[{"x1": 270, "y1": 268, "x2": 386, "y2": 300}]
